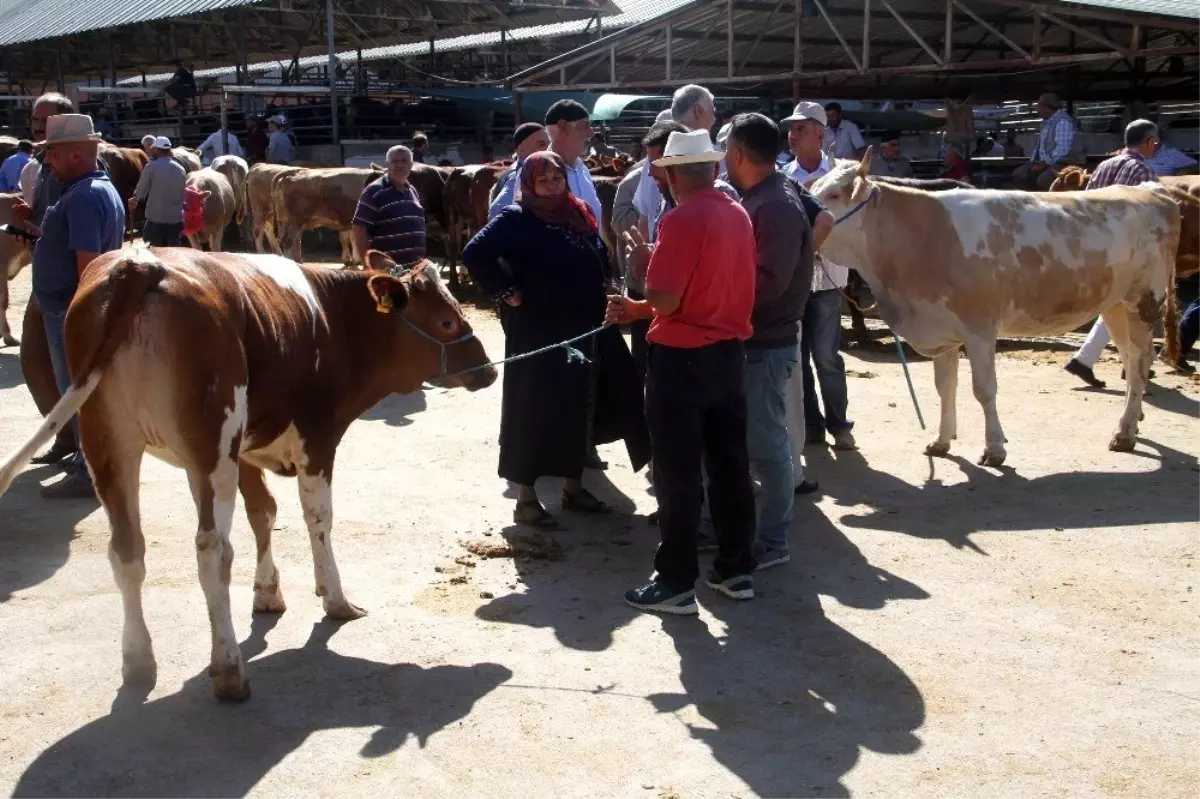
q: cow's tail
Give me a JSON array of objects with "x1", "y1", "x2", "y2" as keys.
[{"x1": 0, "y1": 248, "x2": 165, "y2": 496}]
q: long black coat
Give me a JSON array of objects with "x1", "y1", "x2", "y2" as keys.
[{"x1": 463, "y1": 206, "x2": 650, "y2": 485}]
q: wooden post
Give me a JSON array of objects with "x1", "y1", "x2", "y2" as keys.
[
  {"x1": 727, "y1": 0, "x2": 734, "y2": 78},
  {"x1": 502, "y1": 29, "x2": 509, "y2": 77},
  {"x1": 327, "y1": 0, "x2": 339, "y2": 145},
  {"x1": 609, "y1": 46, "x2": 616, "y2": 84},
  {"x1": 514, "y1": 89, "x2": 523, "y2": 124},
  {"x1": 220, "y1": 90, "x2": 229, "y2": 155},
  {"x1": 862, "y1": 0, "x2": 871, "y2": 72},
  {"x1": 55, "y1": 48, "x2": 64, "y2": 93},
  {"x1": 666, "y1": 23, "x2": 673, "y2": 82},
  {"x1": 793, "y1": 0, "x2": 803, "y2": 102},
  {"x1": 1032, "y1": 8, "x2": 1041, "y2": 62},
  {"x1": 944, "y1": 0, "x2": 953, "y2": 64}
]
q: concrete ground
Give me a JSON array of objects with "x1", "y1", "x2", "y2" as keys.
[{"x1": 0, "y1": 266, "x2": 1197, "y2": 798}]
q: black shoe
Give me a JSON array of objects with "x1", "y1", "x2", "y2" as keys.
[
  {"x1": 1065, "y1": 358, "x2": 1106, "y2": 388},
  {"x1": 624, "y1": 581, "x2": 698, "y2": 615},
  {"x1": 705, "y1": 569, "x2": 754, "y2": 600},
  {"x1": 794, "y1": 479, "x2": 820, "y2": 496},
  {"x1": 31, "y1": 442, "x2": 77, "y2": 466},
  {"x1": 805, "y1": 427, "x2": 827, "y2": 445}
]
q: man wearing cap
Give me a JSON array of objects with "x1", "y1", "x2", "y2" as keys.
[
  {"x1": 16, "y1": 114, "x2": 125, "y2": 498},
  {"x1": 607, "y1": 129, "x2": 758, "y2": 614},
  {"x1": 487, "y1": 122, "x2": 551, "y2": 220},
  {"x1": 868, "y1": 132, "x2": 914, "y2": 178},
  {"x1": 538, "y1": 100, "x2": 603, "y2": 223},
  {"x1": 130, "y1": 136, "x2": 187, "y2": 247},
  {"x1": 1013, "y1": 92, "x2": 1083, "y2": 191},
  {"x1": 352, "y1": 144, "x2": 426, "y2": 271},
  {"x1": 780, "y1": 100, "x2": 856, "y2": 451},
  {"x1": 267, "y1": 116, "x2": 294, "y2": 164},
  {"x1": 823, "y1": 102, "x2": 865, "y2": 160},
  {"x1": 634, "y1": 85, "x2": 717, "y2": 242}
]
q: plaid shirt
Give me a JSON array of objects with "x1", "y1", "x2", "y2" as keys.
[
  {"x1": 1087, "y1": 149, "x2": 1156, "y2": 191},
  {"x1": 1033, "y1": 110, "x2": 1075, "y2": 164}
]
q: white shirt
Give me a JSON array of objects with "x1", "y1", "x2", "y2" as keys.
[
  {"x1": 563, "y1": 157, "x2": 603, "y2": 225},
  {"x1": 823, "y1": 120, "x2": 865, "y2": 160},
  {"x1": 198, "y1": 130, "x2": 244, "y2": 163},
  {"x1": 782, "y1": 152, "x2": 848, "y2": 292},
  {"x1": 633, "y1": 159, "x2": 664, "y2": 240}
]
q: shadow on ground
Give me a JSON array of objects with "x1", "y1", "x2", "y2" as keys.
[
  {"x1": 0, "y1": 349, "x2": 24, "y2": 391},
  {"x1": 476, "y1": 479, "x2": 929, "y2": 797},
  {"x1": 0, "y1": 464, "x2": 97, "y2": 602},
  {"x1": 13, "y1": 619, "x2": 512, "y2": 798},
  {"x1": 813, "y1": 441, "x2": 1200, "y2": 553},
  {"x1": 361, "y1": 390, "x2": 427, "y2": 427}
]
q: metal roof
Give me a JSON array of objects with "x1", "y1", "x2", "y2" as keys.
[
  {"x1": 1059, "y1": 0, "x2": 1199, "y2": 19},
  {"x1": 120, "y1": 0, "x2": 692, "y2": 85},
  {"x1": 0, "y1": 0, "x2": 263, "y2": 47}
]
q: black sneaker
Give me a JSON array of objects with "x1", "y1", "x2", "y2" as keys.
[
  {"x1": 794, "y1": 479, "x2": 820, "y2": 496},
  {"x1": 624, "y1": 581, "x2": 698, "y2": 615},
  {"x1": 705, "y1": 569, "x2": 754, "y2": 600},
  {"x1": 1064, "y1": 358, "x2": 1106, "y2": 388}
]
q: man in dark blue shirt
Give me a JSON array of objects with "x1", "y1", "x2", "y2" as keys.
[
  {"x1": 20, "y1": 114, "x2": 125, "y2": 499},
  {"x1": 352, "y1": 145, "x2": 426, "y2": 271}
]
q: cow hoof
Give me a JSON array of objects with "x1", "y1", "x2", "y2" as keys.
[
  {"x1": 1, "y1": 334, "x2": 17, "y2": 348},
  {"x1": 1109, "y1": 435, "x2": 1137, "y2": 453},
  {"x1": 924, "y1": 440, "x2": 952, "y2": 457},
  {"x1": 210, "y1": 665, "x2": 251, "y2": 702},
  {"x1": 252, "y1": 590, "x2": 287, "y2": 614},
  {"x1": 978, "y1": 450, "x2": 1007, "y2": 467},
  {"x1": 323, "y1": 600, "x2": 368, "y2": 621},
  {"x1": 122, "y1": 655, "x2": 158, "y2": 687}
]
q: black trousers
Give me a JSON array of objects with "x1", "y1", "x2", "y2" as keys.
[
  {"x1": 646, "y1": 339, "x2": 756, "y2": 589},
  {"x1": 628, "y1": 290, "x2": 650, "y2": 380},
  {"x1": 143, "y1": 220, "x2": 183, "y2": 247}
]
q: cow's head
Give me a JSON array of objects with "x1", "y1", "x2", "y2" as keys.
[
  {"x1": 364, "y1": 252, "x2": 497, "y2": 393},
  {"x1": 1048, "y1": 166, "x2": 1090, "y2": 192},
  {"x1": 808, "y1": 147, "x2": 878, "y2": 270}
]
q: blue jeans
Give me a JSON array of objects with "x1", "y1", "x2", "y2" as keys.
[
  {"x1": 41, "y1": 306, "x2": 90, "y2": 481},
  {"x1": 744, "y1": 345, "x2": 797, "y2": 553},
  {"x1": 800, "y1": 289, "x2": 853, "y2": 433},
  {"x1": 1181, "y1": 298, "x2": 1200, "y2": 357}
]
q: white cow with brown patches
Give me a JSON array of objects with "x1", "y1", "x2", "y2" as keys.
[
  {"x1": 811, "y1": 149, "x2": 1180, "y2": 466},
  {"x1": 0, "y1": 247, "x2": 496, "y2": 701}
]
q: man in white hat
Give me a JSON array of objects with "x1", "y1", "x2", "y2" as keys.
[
  {"x1": 780, "y1": 100, "x2": 856, "y2": 452},
  {"x1": 130, "y1": 135, "x2": 187, "y2": 246},
  {"x1": 18, "y1": 113, "x2": 125, "y2": 498},
  {"x1": 267, "y1": 115, "x2": 294, "y2": 164},
  {"x1": 607, "y1": 128, "x2": 758, "y2": 615},
  {"x1": 1013, "y1": 92, "x2": 1083, "y2": 190}
]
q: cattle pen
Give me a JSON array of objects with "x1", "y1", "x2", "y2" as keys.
[{"x1": 0, "y1": 0, "x2": 1198, "y2": 797}]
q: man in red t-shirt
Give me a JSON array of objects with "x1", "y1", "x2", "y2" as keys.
[{"x1": 606, "y1": 130, "x2": 758, "y2": 614}]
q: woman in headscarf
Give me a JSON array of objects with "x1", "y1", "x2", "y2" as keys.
[{"x1": 464, "y1": 151, "x2": 649, "y2": 529}]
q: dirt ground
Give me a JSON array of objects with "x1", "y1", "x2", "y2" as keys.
[{"x1": 0, "y1": 265, "x2": 1197, "y2": 799}]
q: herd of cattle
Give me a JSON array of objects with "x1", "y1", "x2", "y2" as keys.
[{"x1": 0, "y1": 136, "x2": 1197, "y2": 701}]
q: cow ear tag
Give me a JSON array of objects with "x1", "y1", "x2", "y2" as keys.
[{"x1": 376, "y1": 293, "x2": 394, "y2": 314}]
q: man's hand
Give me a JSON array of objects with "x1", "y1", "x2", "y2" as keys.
[
  {"x1": 605, "y1": 294, "x2": 649, "y2": 325},
  {"x1": 128, "y1": 197, "x2": 139, "y2": 212},
  {"x1": 10, "y1": 199, "x2": 31, "y2": 226},
  {"x1": 505, "y1": 291, "x2": 523, "y2": 307},
  {"x1": 623, "y1": 227, "x2": 652, "y2": 283}
]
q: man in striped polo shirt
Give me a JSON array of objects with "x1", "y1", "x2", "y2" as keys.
[{"x1": 352, "y1": 145, "x2": 426, "y2": 271}]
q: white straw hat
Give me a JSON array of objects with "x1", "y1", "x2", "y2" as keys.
[
  {"x1": 36, "y1": 114, "x2": 102, "y2": 148},
  {"x1": 651, "y1": 129, "x2": 724, "y2": 167}
]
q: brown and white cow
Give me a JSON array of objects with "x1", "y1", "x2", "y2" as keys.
[
  {"x1": 0, "y1": 247, "x2": 496, "y2": 700},
  {"x1": 245, "y1": 163, "x2": 300, "y2": 253},
  {"x1": 444, "y1": 164, "x2": 503, "y2": 287},
  {"x1": 0, "y1": 192, "x2": 32, "y2": 346},
  {"x1": 211, "y1": 154, "x2": 250, "y2": 228},
  {"x1": 273, "y1": 166, "x2": 382, "y2": 266},
  {"x1": 184, "y1": 167, "x2": 237, "y2": 251},
  {"x1": 810, "y1": 149, "x2": 1179, "y2": 465}
]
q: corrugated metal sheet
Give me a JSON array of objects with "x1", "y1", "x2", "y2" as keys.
[
  {"x1": 122, "y1": 0, "x2": 693, "y2": 85},
  {"x1": 1059, "y1": 0, "x2": 1199, "y2": 20},
  {"x1": 0, "y1": 0, "x2": 264, "y2": 47}
]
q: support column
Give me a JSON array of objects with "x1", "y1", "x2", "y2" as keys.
[{"x1": 327, "y1": 0, "x2": 339, "y2": 146}]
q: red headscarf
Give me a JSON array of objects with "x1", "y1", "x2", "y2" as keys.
[{"x1": 515, "y1": 150, "x2": 598, "y2": 238}]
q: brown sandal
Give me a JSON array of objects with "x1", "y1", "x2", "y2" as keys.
[
  {"x1": 562, "y1": 488, "x2": 612, "y2": 515},
  {"x1": 514, "y1": 500, "x2": 562, "y2": 530}
]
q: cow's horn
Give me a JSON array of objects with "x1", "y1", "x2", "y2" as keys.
[{"x1": 858, "y1": 146, "x2": 874, "y2": 176}]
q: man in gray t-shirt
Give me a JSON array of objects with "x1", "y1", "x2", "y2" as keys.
[
  {"x1": 267, "y1": 116, "x2": 295, "y2": 164},
  {"x1": 131, "y1": 136, "x2": 187, "y2": 246}
]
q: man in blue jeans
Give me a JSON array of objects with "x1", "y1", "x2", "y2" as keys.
[
  {"x1": 12, "y1": 114, "x2": 125, "y2": 499},
  {"x1": 724, "y1": 113, "x2": 816, "y2": 570}
]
